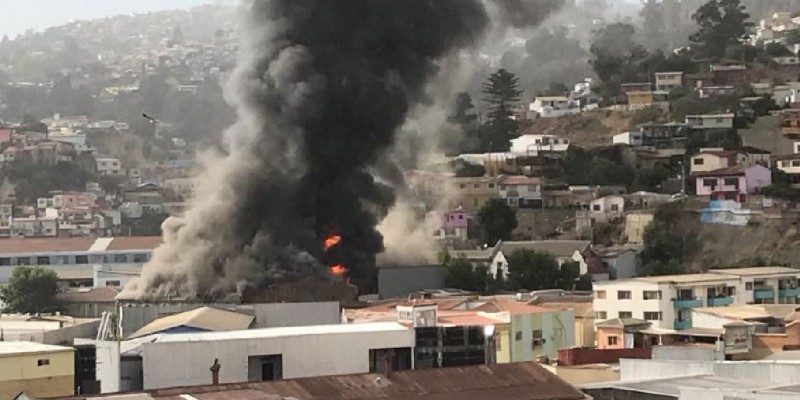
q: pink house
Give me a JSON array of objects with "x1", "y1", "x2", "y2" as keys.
[
  {"x1": 694, "y1": 165, "x2": 772, "y2": 202},
  {"x1": 426, "y1": 209, "x2": 468, "y2": 241}
]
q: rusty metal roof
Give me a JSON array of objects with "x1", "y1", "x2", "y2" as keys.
[{"x1": 71, "y1": 362, "x2": 584, "y2": 400}]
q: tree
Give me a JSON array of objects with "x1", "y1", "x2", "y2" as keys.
[
  {"x1": 690, "y1": 0, "x2": 754, "y2": 60},
  {"x1": 589, "y1": 23, "x2": 651, "y2": 100},
  {"x1": 442, "y1": 92, "x2": 482, "y2": 155},
  {"x1": 477, "y1": 199, "x2": 518, "y2": 245},
  {"x1": 765, "y1": 42, "x2": 793, "y2": 57},
  {"x1": 575, "y1": 274, "x2": 594, "y2": 291},
  {"x1": 506, "y1": 249, "x2": 561, "y2": 290},
  {"x1": 482, "y1": 69, "x2": 522, "y2": 152},
  {"x1": 1, "y1": 266, "x2": 59, "y2": 314},
  {"x1": 639, "y1": 203, "x2": 694, "y2": 276},
  {"x1": 442, "y1": 254, "x2": 492, "y2": 293}
]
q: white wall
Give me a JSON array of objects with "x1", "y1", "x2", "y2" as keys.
[
  {"x1": 593, "y1": 281, "x2": 674, "y2": 329},
  {"x1": 141, "y1": 326, "x2": 415, "y2": 389},
  {"x1": 74, "y1": 339, "x2": 120, "y2": 394},
  {"x1": 690, "y1": 311, "x2": 735, "y2": 330},
  {"x1": 620, "y1": 359, "x2": 714, "y2": 381},
  {"x1": 253, "y1": 302, "x2": 341, "y2": 328}
]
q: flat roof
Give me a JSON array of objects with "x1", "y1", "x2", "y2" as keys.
[
  {"x1": 0, "y1": 341, "x2": 74, "y2": 356},
  {"x1": 708, "y1": 267, "x2": 800, "y2": 277},
  {"x1": 582, "y1": 375, "x2": 777, "y2": 397},
  {"x1": 153, "y1": 322, "x2": 411, "y2": 343},
  {"x1": 597, "y1": 273, "x2": 738, "y2": 285}
]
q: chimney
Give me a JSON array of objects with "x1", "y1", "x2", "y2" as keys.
[{"x1": 210, "y1": 358, "x2": 221, "y2": 385}]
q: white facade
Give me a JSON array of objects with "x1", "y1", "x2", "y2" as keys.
[
  {"x1": 140, "y1": 322, "x2": 415, "y2": 389},
  {"x1": 612, "y1": 131, "x2": 643, "y2": 146},
  {"x1": 685, "y1": 114, "x2": 735, "y2": 129},
  {"x1": 529, "y1": 96, "x2": 580, "y2": 118},
  {"x1": 593, "y1": 268, "x2": 800, "y2": 331},
  {"x1": 589, "y1": 196, "x2": 625, "y2": 222},
  {"x1": 510, "y1": 134, "x2": 570, "y2": 157},
  {"x1": 655, "y1": 72, "x2": 683, "y2": 90},
  {"x1": 96, "y1": 158, "x2": 122, "y2": 176}
]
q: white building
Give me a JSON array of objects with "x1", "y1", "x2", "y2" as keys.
[
  {"x1": 96, "y1": 157, "x2": 123, "y2": 176},
  {"x1": 776, "y1": 153, "x2": 800, "y2": 188},
  {"x1": 497, "y1": 175, "x2": 543, "y2": 208},
  {"x1": 612, "y1": 131, "x2": 643, "y2": 146},
  {"x1": 510, "y1": 134, "x2": 570, "y2": 157},
  {"x1": 589, "y1": 195, "x2": 625, "y2": 222},
  {"x1": 685, "y1": 114, "x2": 735, "y2": 129},
  {"x1": 131, "y1": 322, "x2": 414, "y2": 389},
  {"x1": 491, "y1": 240, "x2": 591, "y2": 278},
  {"x1": 593, "y1": 267, "x2": 800, "y2": 331},
  {"x1": 655, "y1": 71, "x2": 684, "y2": 91},
  {"x1": 529, "y1": 96, "x2": 580, "y2": 118}
]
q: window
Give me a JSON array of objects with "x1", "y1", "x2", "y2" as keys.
[
  {"x1": 611, "y1": 204, "x2": 619, "y2": 211},
  {"x1": 618, "y1": 311, "x2": 633, "y2": 318},
  {"x1": 459, "y1": 184, "x2": 466, "y2": 189},
  {"x1": 105, "y1": 280, "x2": 121, "y2": 287},
  {"x1": 608, "y1": 336, "x2": 618, "y2": 346},
  {"x1": 793, "y1": 160, "x2": 800, "y2": 167},
  {"x1": 75, "y1": 255, "x2": 89, "y2": 264},
  {"x1": 644, "y1": 312, "x2": 663, "y2": 321},
  {"x1": 532, "y1": 329, "x2": 544, "y2": 348},
  {"x1": 595, "y1": 290, "x2": 607, "y2": 299},
  {"x1": 617, "y1": 290, "x2": 632, "y2": 300},
  {"x1": 488, "y1": 183, "x2": 495, "y2": 189},
  {"x1": 0, "y1": 258, "x2": 10, "y2": 266},
  {"x1": 36, "y1": 256, "x2": 50, "y2": 265},
  {"x1": 133, "y1": 254, "x2": 147, "y2": 263},
  {"x1": 515, "y1": 331, "x2": 523, "y2": 341},
  {"x1": 527, "y1": 185, "x2": 537, "y2": 191},
  {"x1": 693, "y1": 158, "x2": 704, "y2": 165},
  {"x1": 595, "y1": 311, "x2": 607, "y2": 319},
  {"x1": 726, "y1": 287, "x2": 736, "y2": 296},
  {"x1": 592, "y1": 204, "x2": 601, "y2": 211},
  {"x1": 643, "y1": 290, "x2": 661, "y2": 300},
  {"x1": 114, "y1": 254, "x2": 128, "y2": 263},
  {"x1": 703, "y1": 178, "x2": 717, "y2": 187},
  {"x1": 37, "y1": 359, "x2": 50, "y2": 366},
  {"x1": 723, "y1": 178, "x2": 739, "y2": 188},
  {"x1": 716, "y1": 118, "x2": 724, "y2": 123},
  {"x1": 16, "y1": 257, "x2": 30, "y2": 265},
  {"x1": 746, "y1": 282, "x2": 753, "y2": 290},
  {"x1": 473, "y1": 184, "x2": 480, "y2": 189}
]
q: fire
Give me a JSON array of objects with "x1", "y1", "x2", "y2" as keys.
[
  {"x1": 330, "y1": 264, "x2": 347, "y2": 277},
  {"x1": 323, "y1": 234, "x2": 342, "y2": 251}
]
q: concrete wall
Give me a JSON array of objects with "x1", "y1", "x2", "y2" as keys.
[
  {"x1": 6, "y1": 320, "x2": 99, "y2": 345},
  {"x1": 141, "y1": 327, "x2": 415, "y2": 389},
  {"x1": 510, "y1": 310, "x2": 574, "y2": 361},
  {"x1": 714, "y1": 361, "x2": 800, "y2": 386},
  {"x1": 377, "y1": 266, "x2": 444, "y2": 300},
  {"x1": 682, "y1": 388, "x2": 800, "y2": 400},
  {"x1": 583, "y1": 388, "x2": 673, "y2": 400},
  {"x1": 751, "y1": 323, "x2": 800, "y2": 359},
  {"x1": 652, "y1": 346, "x2": 723, "y2": 362},
  {"x1": 619, "y1": 359, "x2": 714, "y2": 381},
  {"x1": 551, "y1": 365, "x2": 620, "y2": 385},
  {"x1": 576, "y1": 316, "x2": 595, "y2": 348},
  {"x1": 690, "y1": 311, "x2": 734, "y2": 330},
  {"x1": 0, "y1": 349, "x2": 75, "y2": 399}
]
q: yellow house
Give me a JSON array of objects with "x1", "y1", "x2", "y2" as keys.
[{"x1": 0, "y1": 341, "x2": 75, "y2": 399}]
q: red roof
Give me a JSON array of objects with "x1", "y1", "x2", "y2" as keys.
[
  {"x1": 499, "y1": 175, "x2": 543, "y2": 186},
  {"x1": 0, "y1": 237, "x2": 97, "y2": 253},
  {"x1": 473, "y1": 300, "x2": 553, "y2": 315}
]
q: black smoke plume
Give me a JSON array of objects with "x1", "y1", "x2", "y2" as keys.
[{"x1": 121, "y1": 0, "x2": 489, "y2": 299}]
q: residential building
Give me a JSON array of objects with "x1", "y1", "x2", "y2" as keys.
[
  {"x1": 612, "y1": 131, "x2": 643, "y2": 146},
  {"x1": 594, "y1": 245, "x2": 641, "y2": 280},
  {"x1": 497, "y1": 175, "x2": 543, "y2": 208},
  {"x1": 80, "y1": 362, "x2": 585, "y2": 400},
  {"x1": 624, "y1": 213, "x2": 654, "y2": 244},
  {"x1": 782, "y1": 109, "x2": 800, "y2": 137},
  {"x1": 96, "y1": 158, "x2": 123, "y2": 176},
  {"x1": 529, "y1": 96, "x2": 580, "y2": 118},
  {"x1": 595, "y1": 318, "x2": 652, "y2": 349},
  {"x1": 694, "y1": 165, "x2": 772, "y2": 202},
  {"x1": 620, "y1": 82, "x2": 653, "y2": 97},
  {"x1": 776, "y1": 153, "x2": 800, "y2": 187},
  {"x1": 0, "y1": 342, "x2": 75, "y2": 399},
  {"x1": 0, "y1": 313, "x2": 99, "y2": 344},
  {"x1": 709, "y1": 64, "x2": 747, "y2": 86},
  {"x1": 698, "y1": 85, "x2": 735, "y2": 99},
  {"x1": 589, "y1": 195, "x2": 625, "y2": 223},
  {"x1": 685, "y1": 113, "x2": 735, "y2": 130},
  {"x1": 426, "y1": 209, "x2": 468, "y2": 242},
  {"x1": 655, "y1": 71, "x2": 683, "y2": 91},
  {"x1": 531, "y1": 295, "x2": 595, "y2": 348},
  {"x1": 627, "y1": 90, "x2": 669, "y2": 112},
  {"x1": 637, "y1": 122, "x2": 689, "y2": 149},
  {"x1": 445, "y1": 176, "x2": 498, "y2": 213},
  {"x1": 690, "y1": 149, "x2": 739, "y2": 174},
  {"x1": 491, "y1": 240, "x2": 591, "y2": 278},
  {"x1": 510, "y1": 134, "x2": 570, "y2": 157},
  {"x1": 593, "y1": 267, "x2": 800, "y2": 332}
]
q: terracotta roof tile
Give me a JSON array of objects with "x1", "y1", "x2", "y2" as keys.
[{"x1": 107, "y1": 236, "x2": 163, "y2": 250}]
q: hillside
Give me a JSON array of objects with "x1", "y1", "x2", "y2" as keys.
[{"x1": 520, "y1": 108, "x2": 666, "y2": 148}]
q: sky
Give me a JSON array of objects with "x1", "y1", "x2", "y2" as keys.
[{"x1": 0, "y1": 0, "x2": 229, "y2": 39}]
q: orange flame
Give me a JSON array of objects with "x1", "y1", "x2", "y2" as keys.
[
  {"x1": 330, "y1": 264, "x2": 347, "y2": 277},
  {"x1": 323, "y1": 234, "x2": 342, "y2": 251}
]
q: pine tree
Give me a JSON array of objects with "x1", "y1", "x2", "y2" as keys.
[
  {"x1": 481, "y1": 69, "x2": 522, "y2": 152},
  {"x1": 690, "y1": 0, "x2": 753, "y2": 60}
]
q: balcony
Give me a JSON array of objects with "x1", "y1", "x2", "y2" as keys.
[
  {"x1": 672, "y1": 298, "x2": 703, "y2": 308},
  {"x1": 779, "y1": 288, "x2": 800, "y2": 298},
  {"x1": 674, "y1": 320, "x2": 692, "y2": 330},
  {"x1": 707, "y1": 297, "x2": 733, "y2": 307},
  {"x1": 754, "y1": 287, "x2": 776, "y2": 300}
]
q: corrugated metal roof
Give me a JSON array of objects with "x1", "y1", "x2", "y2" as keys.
[
  {"x1": 74, "y1": 362, "x2": 584, "y2": 400},
  {"x1": 106, "y1": 236, "x2": 162, "y2": 251},
  {"x1": 129, "y1": 306, "x2": 255, "y2": 339}
]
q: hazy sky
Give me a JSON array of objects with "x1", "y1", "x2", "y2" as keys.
[{"x1": 0, "y1": 0, "x2": 227, "y2": 38}]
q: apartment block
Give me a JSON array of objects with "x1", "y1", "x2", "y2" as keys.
[{"x1": 593, "y1": 267, "x2": 800, "y2": 331}]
